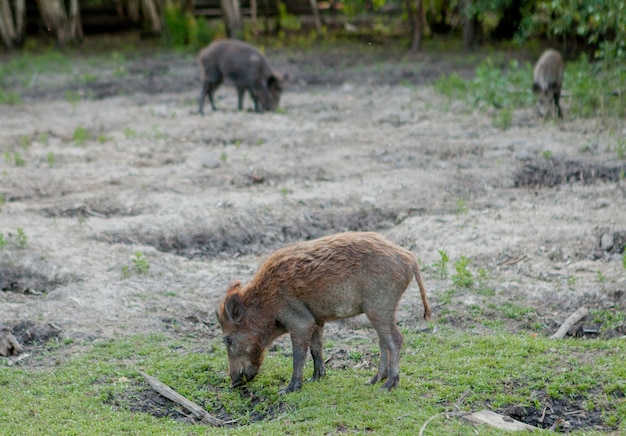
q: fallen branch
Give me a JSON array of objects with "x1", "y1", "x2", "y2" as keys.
[
  {"x1": 550, "y1": 307, "x2": 589, "y2": 339},
  {"x1": 138, "y1": 371, "x2": 224, "y2": 426}
]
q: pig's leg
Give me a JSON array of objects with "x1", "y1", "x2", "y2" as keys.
[
  {"x1": 198, "y1": 82, "x2": 209, "y2": 114},
  {"x1": 277, "y1": 301, "x2": 316, "y2": 394},
  {"x1": 366, "y1": 336, "x2": 388, "y2": 385},
  {"x1": 554, "y1": 90, "x2": 563, "y2": 118},
  {"x1": 310, "y1": 321, "x2": 326, "y2": 381},
  {"x1": 207, "y1": 80, "x2": 220, "y2": 111},
  {"x1": 248, "y1": 87, "x2": 261, "y2": 112},
  {"x1": 236, "y1": 87, "x2": 246, "y2": 110},
  {"x1": 367, "y1": 314, "x2": 403, "y2": 391}
]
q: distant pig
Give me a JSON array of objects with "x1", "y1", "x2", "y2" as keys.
[
  {"x1": 217, "y1": 231, "x2": 432, "y2": 394},
  {"x1": 198, "y1": 39, "x2": 284, "y2": 114},
  {"x1": 532, "y1": 49, "x2": 564, "y2": 118}
]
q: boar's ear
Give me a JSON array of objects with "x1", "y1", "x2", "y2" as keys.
[
  {"x1": 227, "y1": 281, "x2": 241, "y2": 294},
  {"x1": 532, "y1": 82, "x2": 541, "y2": 94},
  {"x1": 224, "y1": 293, "x2": 245, "y2": 324}
]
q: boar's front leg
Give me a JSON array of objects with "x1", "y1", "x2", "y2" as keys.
[
  {"x1": 277, "y1": 301, "x2": 316, "y2": 394},
  {"x1": 236, "y1": 87, "x2": 246, "y2": 111}
]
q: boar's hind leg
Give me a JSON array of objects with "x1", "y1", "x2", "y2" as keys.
[
  {"x1": 277, "y1": 301, "x2": 317, "y2": 394},
  {"x1": 366, "y1": 314, "x2": 403, "y2": 391},
  {"x1": 310, "y1": 322, "x2": 326, "y2": 381}
]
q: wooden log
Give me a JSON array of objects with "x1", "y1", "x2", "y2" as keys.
[
  {"x1": 139, "y1": 371, "x2": 224, "y2": 426},
  {"x1": 550, "y1": 307, "x2": 589, "y2": 339}
]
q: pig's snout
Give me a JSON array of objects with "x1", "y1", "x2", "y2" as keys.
[{"x1": 230, "y1": 363, "x2": 258, "y2": 388}]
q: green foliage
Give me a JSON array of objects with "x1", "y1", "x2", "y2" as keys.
[
  {"x1": 433, "y1": 248, "x2": 449, "y2": 280},
  {"x1": 123, "y1": 251, "x2": 151, "y2": 277},
  {"x1": 47, "y1": 152, "x2": 55, "y2": 167},
  {"x1": 72, "y1": 126, "x2": 91, "y2": 146},
  {"x1": 12, "y1": 152, "x2": 26, "y2": 167},
  {"x1": 0, "y1": 232, "x2": 6, "y2": 249},
  {"x1": 15, "y1": 227, "x2": 27, "y2": 248},
  {"x1": 521, "y1": 0, "x2": 626, "y2": 61},
  {"x1": 163, "y1": 1, "x2": 215, "y2": 48},
  {"x1": 452, "y1": 256, "x2": 474, "y2": 289},
  {"x1": 436, "y1": 54, "x2": 626, "y2": 121},
  {"x1": 455, "y1": 197, "x2": 469, "y2": 215}
]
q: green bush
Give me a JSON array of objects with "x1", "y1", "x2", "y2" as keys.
[{"x1": 163, "y1": 1, "x2": 215, "y2": 49}]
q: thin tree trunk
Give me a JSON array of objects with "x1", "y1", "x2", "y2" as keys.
[
  {"x1": 251, "y1": 0, "x2": 258, "y2": 37},
  {"x1": 308, "y1": 0, "x2": 322, "y2": 38},
  {"x1": 221, "y1": 0, "x2": 242, "y2": 38},
  {"x1": 36, "y1": 0, "x2": 70, "y2": 45},
  {"x1": 0, "y1": 0, "x2": 25, "y2": 48},
  {"x1": 68, "y1": 0, "x2": 83, "y2": 42},
  {"x1": 127, "y1": 0, "x2": 140, "y2": 22},
  {"x1": 462, "y1": 0, "x2": 476, "y2": 50},
  {"x1": 142, "y1": 0, "x2": 162, "y2": 34},
  {"x1": 406, "y1": 0, "x2": 424, "y2": 51}
]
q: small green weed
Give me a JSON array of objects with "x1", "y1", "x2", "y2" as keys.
[
  {"x1": 493, "y1": 107, "x2": 513, "y2": 130},
  {"x1": 72, "y1": 126, "x2": 91, "y2": 146},
  {"x1": 13, "y1": 152, "x2": 26, "y2": 167},
  {"x1": 123, "y1": 127, "x2": 137, "y2": 139},
  {"x1": 452, "y1": 256, "x2": 473, "y2": 289},
  {"x1": 64, "y1": 90, "x2": 81, "y2": 106},
  {"x1": 37, "y1": 132, "x2": 49, "y2": 145},
  {"x1": 219, "y1": 152, "x2": 227, "y2": 163},
  {"x1": 123, "y1": 251, "x2": 151, "y2": 278},
  {"x1": 15, "y1": 227, "x2": 27, "y2": 248},
  {"x1": 541, "y1": 150, "x2": 553, "y2": 159},
  {"x1": 47, "y1": 152, "x2": 55, "y2": 167},
  {"x1": 0, "y1": 193, "x2": 4, "y2": 210},
  {"x1": 616, "y1": 138, "x2": 626, "y2": 159},
  {"x1": 497, "y1": 302, "x2": 534, "y2": 320},
  {"x1": 567, "y1": 275, "x2": 578, "y2": 290},
  {"x1": 97, "y1": 134, "x2": 110, "y2": 143},
  {"x1": 433, "y1": 248, "x2": 449, "y2": 280},
  {"x1": 595, "y1": 270, "x2": 606, "y2": 283},
  {"x1": 0, "y1": 89, "x2": 21, "y2": 105},
  {"x1": 455, "y1": 198, "x2": 469, "y2": 216},
  {"x1": 280, "y1": 187, "x2": 290, "y2": 197},
  {"x1": 19, "y1": 135, "x2": 31, "y2": 148},
  {"x1": 0, "y1": 232, "x2": 6, "y2": 249}
]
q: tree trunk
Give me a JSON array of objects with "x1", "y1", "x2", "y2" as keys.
[
  {"x1": 221, "y1": 0, "x2": 242, "y2": 38},
  {"x1": 263, "y1": 0, "x2": 270, "y2": 35},
  {"x1": 0, "y1": 0, "x2": 26, "y2": 48},
  {"x1": 406, "y1": 0, "x2": 424, "y2": 51},
  {"x1": 308, "y1": 0, "x2": 322, "y2": 38},
  {"x1": 141, "y1": 0, "x2": 162, "y2": 34},
  {"x1": 36, "y1": 0, "x2": 70, "y2": 45},
  {"x1": 127, "y1": 0, "x2": 140, "y2": 22},
  {"x1": 68, "y1": 0, "x2": 83, "y2": 42},
  {"x1": 251, "y1": 0, "x2": 258, "y2": 37},
  {"x1": 462, "y1": 0, "x2": 476, "y2": 50}
]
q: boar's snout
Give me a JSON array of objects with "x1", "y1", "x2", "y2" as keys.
[{"x1": 229, "y1": 363, "x2": 259, "y2": 388}]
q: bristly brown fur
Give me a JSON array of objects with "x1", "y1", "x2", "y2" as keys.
[{"x1": 216, "y1": 231, "x2": 432, "y2": 394}]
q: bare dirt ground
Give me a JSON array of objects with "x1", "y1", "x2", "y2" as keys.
[{"x1": 1, "y1": 39, "x2": 625, "y2": 430}]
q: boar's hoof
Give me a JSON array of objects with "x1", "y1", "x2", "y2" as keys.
[
  {"x1": 278, "y1": 380, "x2": 302, "y2": 395},
  {"x1": 380, "y1": 376, "x2": 399, "y2": 391}
]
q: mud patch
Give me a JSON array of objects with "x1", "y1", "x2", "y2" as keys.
[
  {"x1": 106, "y1": 205, "x2": 402, "y2": 258},
  {"x1": 11, "y1": 320, "x2": 63, "y2": 346},
  {"x1": 115, "y1": 382, "x2": 287, "y2": 426},
  {"x1": 0, "y1": 262, "x2": 56, "y2": 293},
  {"x1": 501, "y1": 391, "x2": 611, "y2": 432},
  {"x1": 513, "y1": 157, "x2": 626, "y2": 187}
]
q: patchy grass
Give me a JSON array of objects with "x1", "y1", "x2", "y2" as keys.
[{"x1": 0, "y1": 329, "x2": 623, "y2": 434}]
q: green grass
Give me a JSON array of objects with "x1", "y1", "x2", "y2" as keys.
[
  {"x1": 434, "y1": 54, "x2": 626, "y2": 128},
  {"x1": 0, "y1": 330, "x2": 623, "y2": 434}
]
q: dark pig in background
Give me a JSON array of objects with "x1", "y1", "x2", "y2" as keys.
[
  {"x1": 532, "y1": 49, "x2": 565, "y2": 119},
  {"x1": 217, "y1": 232, "x2": 432, "y2": 394},
  {"x1": 198, "y1": 39, "x2": 285, "y2": 113}
]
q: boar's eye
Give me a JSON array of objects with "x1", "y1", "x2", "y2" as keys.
[{"x1": 224, "y1": 336, "x2": 233, "y2": 347}]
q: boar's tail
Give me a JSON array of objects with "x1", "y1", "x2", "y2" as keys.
[{"x1": 413, "y1": 261, "x2": 432, "y2": 322}]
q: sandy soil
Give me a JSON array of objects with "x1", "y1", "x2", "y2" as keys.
[{"x1": 1, "y1": 41, "x2": 625, "y2": 359}]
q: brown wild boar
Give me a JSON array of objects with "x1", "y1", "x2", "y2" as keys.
[
  {"x1": 532, "y1": 49, "x2": 564, "y2": 118},
  {"x1": 217, "y1": 231, "x2": 432, "y2": 394},
  {"x1": 198, "y1": 39, "x2": 284, "y2": 114}
]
